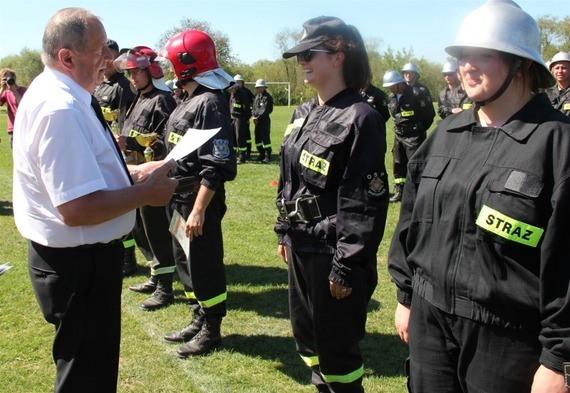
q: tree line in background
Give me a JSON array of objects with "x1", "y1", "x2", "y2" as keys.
[{"x1": 2, "y1": 15, "x2": 569, "y2": 106}]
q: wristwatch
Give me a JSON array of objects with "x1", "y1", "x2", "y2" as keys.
[{"x1": 564, "y1": 362, "x2": 570, "y2": 388}]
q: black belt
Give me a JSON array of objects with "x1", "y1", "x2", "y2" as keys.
[
  {"x1": 78, "y1": 238, "x2": 122, "y2": 249},
  {"x1": 277, "y1": 195, "x2": 327, "y2": 224}
]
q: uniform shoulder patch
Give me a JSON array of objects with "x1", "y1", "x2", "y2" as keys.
[
  {"x1": 367, "y1": 172, "x2": 387, "y2": 198},
  {"x1": 212, "y1": 139, "x2": 230, "y2": 159}
]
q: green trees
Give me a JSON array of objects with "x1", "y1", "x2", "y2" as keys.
[{"x1": 0, "y1": 48, "x2": 43, "y2": 87}]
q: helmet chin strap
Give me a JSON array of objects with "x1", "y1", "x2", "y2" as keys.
[{"x1": 476, "y1": 57, "x2": 522, "y2": 107}]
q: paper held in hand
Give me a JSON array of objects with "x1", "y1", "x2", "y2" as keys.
[
  {"x1": 164, "y1": 127, "x2": 221, "y2": 162},
  {"x1": 169, "y1": 209, "x2": 189, "y2": 260},
  {"x1": 0, "y1": 263, "x2": 13, "y2": 276}
]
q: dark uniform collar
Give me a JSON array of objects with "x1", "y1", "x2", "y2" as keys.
[
  {"x1": 322, "y1": 88, "x2": 359, "y2": 107},
  {"x1": 189, "y1": 84, "x2": 214, "y2": 98},
  {"x1": 445, "y1": 93, "x2": 555, "y2": 142}
]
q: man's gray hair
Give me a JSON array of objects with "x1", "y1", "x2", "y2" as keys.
[{"x1": 42, "y1": 8, "x2": 101, "y2": 65}]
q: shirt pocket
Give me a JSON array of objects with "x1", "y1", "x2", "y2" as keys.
[
  {"x1": 300, "y1": 128, "x2": 344, "y2": 190},
  {"x1": 410, "y1": 156, "x2": 451, "y2": 223},
  {"x1": 476, "y1": 169, "x2": 544, "y2": 248},
  {"x1": 131, "y1": 109, "x2": 152, "y2": 134}
]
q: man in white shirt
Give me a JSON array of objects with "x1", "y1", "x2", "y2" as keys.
[{"x1": 12, "y1": 8, "x2": 177, "y2": 393}]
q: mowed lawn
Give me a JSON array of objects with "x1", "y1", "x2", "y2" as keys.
[{"x1": 0, "y1": 105, "x2": 413, "y2": 393}]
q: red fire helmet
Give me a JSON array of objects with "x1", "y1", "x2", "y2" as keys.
[{"x1": 164, "y1": 30, "x2": 219, "y2": 81}]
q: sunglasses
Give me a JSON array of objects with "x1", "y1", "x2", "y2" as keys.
[{"x1": 296, "y1": 49, "x2": 335, "y2": 63}]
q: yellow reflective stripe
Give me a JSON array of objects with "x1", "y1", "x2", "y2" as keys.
[
  {"x1": 168, "y1": 132, "x2": 183, "y2": 145},
  {"x1": 476, "y1": 205, "x2": 544, "y2": 247},
  {"x1": 462, "y1": 103, "x2": 473, "y2": 109},
  {"x1": 394, "y1": 178, "x2": 406, "y2": 185},
  {"x1": 299, "y1": 354, "x2": 319, "y2": 368},
  {"x1": 322, "y1": 364, "x2": 364, "y2": 384},
  {"x1": 234, "y1": 103, "x2": 242, "y2": 108},
  {"x1": 185, "y1": 291, "x2": 197, "y2": 300},
  {"x1": 300, "y1": 150, "x2": 330, "y2": 176},
  {"x1": 128, "y1": 129, "x2": 141, "y2": 137},
  {"x1": 122, "y1": 238, "x2": 136, "y2": 248},
  {"x1": 564, "y1": 103, "x2": 570, "y2": 110},
  {"x1": 198, "y1": 292, "x2": 227, "y2": 308},
  {"x1": 401, "y1": 110, "x2": 415, "y2": 117},
  {"x1": 284, "y1": 123, "x2": 295, "y2": 137},
  {"x1": 151, "y1": 266, "x2": 176, "y2": 275},
  {"x1": 284, "y1": 117, "x2": 305, "y2": 137}
]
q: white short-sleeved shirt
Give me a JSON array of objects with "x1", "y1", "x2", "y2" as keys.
[{"x1": 12, "y1": 67, "x2": 135, "y2": 247}]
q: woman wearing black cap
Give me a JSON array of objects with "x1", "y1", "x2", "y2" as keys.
[{"x1": 275, "y1": 16, "x2": 389, "y2": 393}]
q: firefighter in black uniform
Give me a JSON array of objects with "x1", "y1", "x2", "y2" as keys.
[
  {"x1": 228, "y1": 81, "x2": 251, "y2": 163},
  {"x1": 437, "y1": 60, "x2": 473, "y2": 119},
  {"x1": 94, "y1": 39, "x2": 138, "y2": 277},
  {"x1": 383, "y1": 69, "x2": 435, "y2": 203},
  {"x1": 161, "y1": 29, "x2": 237, "y2": 357},
  {"x1": 361, "y1": 82, "x2": 389, "y2": 123},
  {"x1": 278, "y1": 16, "x2": 389, "y2": 393},
  {"x1": 114, "y1": 46, "x2": 178, "y2": 310},
  {"x1": 388, "y1": 1, "x2": 570, "y2": 391},
  {"x1": 546, "y1": 51, "x2": 570, "y2": 117},
  {"x1": 234, "y1": 74, "x2": 254, "y2": 159},
  {"x1": 252, "y1": 79, "x2": 274, "y2": 163}
]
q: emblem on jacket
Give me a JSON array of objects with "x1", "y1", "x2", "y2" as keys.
[
  {"x1": 212, "y1": 139, "x2": 230, "y2": 159},
  {"x1": 367, "y1": 172, "x2": 386, "y2": 197}
]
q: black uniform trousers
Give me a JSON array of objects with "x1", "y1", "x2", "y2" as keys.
[
  {"x1": 286, "y1": 245, "x2": 377, "y2": 393},
  {"x1": 408, "y1": 295, "x2": 541, "y2": 393},
  {"x1": 28, "y1": 240, "x2": 123, "y2": 393},
  {"x1": 232, "y1": 116, "x2": 250, "y2": 153},
  {"x1": 392, "y1": 133, "x2": 426, "y2": 183},
  {"x1": 134, "y1": 205, "x2": 175, "y2": 276},
  {"x1": 254, "y1": 118, "x2": 271, "y2": 152},
  {"x1": 167, "y1": 189, "x2": 227, "y2": 316}
]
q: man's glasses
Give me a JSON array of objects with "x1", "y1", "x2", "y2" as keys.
[{"x1": 296, "y1": 49, "x2": 334, "y2": 63}]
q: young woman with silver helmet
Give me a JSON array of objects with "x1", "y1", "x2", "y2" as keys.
[{"x1": 388, "y1": 1, "x2": 570, "y2": 391}]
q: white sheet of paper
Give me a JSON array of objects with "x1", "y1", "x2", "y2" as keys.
[
  {"x1": 169, "y1": 210, "x2": 189, "y2": 260},
  {"x1": 164, "y1": 127, "x2": 220, "y2": 162},
  {"x1": 0, "y1": 263, "x2": 13, "y2": 276}
]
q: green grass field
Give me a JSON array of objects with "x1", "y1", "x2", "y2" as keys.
[{"x1": 0, "y1": 106, "x2": 412, "y2": 392}]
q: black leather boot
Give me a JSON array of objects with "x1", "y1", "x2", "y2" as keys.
[
  {"x1": 262, "y1": 148, "x2": 271, "y2": 163},
  {"x1": 122, "y1": 246, "x2": 138, "y2": 277},
  {"x1": 140, "y1": 275, "x2": 174, "y2": 311},
  {"x1": 164, "y1": 306, "x2": 205, "y2": 343},
  {"x1": 129, "y1": 275, "x2": 158, "y2": 294},
  {"x1": 177, "y1": 316, "x2": 222, "y2": 357}
]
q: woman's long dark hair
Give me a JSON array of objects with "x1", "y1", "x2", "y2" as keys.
[{"x1": 323, "y1": 25, "x2": 371, "y2": 91}]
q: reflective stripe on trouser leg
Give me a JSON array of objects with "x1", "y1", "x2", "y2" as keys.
[
  {"x1": 394, "y1": 178, "x2": 406, "y2": 185},
  {"x1": 122, "y1": 237, "x2": 135, "y2": 248}
]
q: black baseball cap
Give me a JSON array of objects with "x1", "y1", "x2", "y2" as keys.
[
  {"x1": 282, "y1": 16, "x2": 351, "y2": 59},
  {"x1": 106, "y1": 39, "x2": 119, "y2": 52}
]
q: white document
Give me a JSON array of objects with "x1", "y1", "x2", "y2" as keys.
[
  {"x1": 164, "y1": 127, "x2": 220, "y2": 162},
  {"x1": 0, "y1": 263, "x2": 12, "y2": 276},
  {"x1": 169, "y1": 209, "x2": 189, "y2": 260}
]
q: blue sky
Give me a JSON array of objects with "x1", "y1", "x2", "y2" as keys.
[{"x1": 0, "y1": 0, "x2": 568, "y2": 66}]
